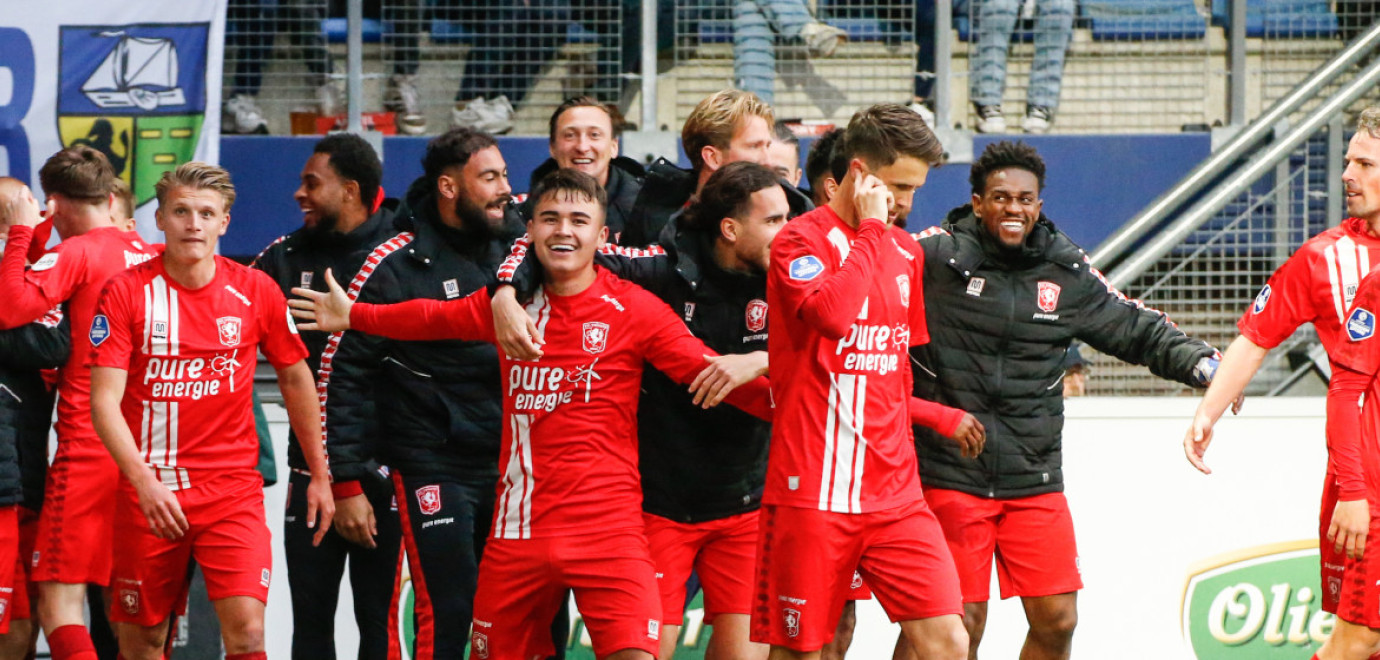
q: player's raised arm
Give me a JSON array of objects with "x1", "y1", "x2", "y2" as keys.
[{"x1": 293, "y1": 268, "x2": 495, "y2": 343}]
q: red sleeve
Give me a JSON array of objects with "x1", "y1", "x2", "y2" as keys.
[
  {"x1": 1237, "y1": 251, "x2": 1317, "y2": 350},
  {"x1": 86, "y1": 276, "x2": 136, "y2": 371},
  {"x1": 770, "y1": 218, "x2": 889, "y2": 339},
  {"x1": 255, "y1": 274, "x2": 310, "y2": 369},
  {"x1": 910, "y1": 397, "x2": 964, "y2": 437},
  {"x1": 637, "y1": 292, "x2": 774, "y2": 420},
  {"x1": 905, "y1": 234, "x2": 929, "y2": 346},
  {"x1": 1327, "y1": 365, "x2": 1369, "y2": 500},
  {"x1": 350, "y1": 288, "x2": 496, "y2": 344},
  {"x1": 0, "y1": 226, "x2": 82, "y2": 329}
]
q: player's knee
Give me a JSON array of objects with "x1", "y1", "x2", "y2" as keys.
[
  {"x1": 220, "y1": 617, "x2": 265, "y2": 654},
  {"x1": 1030, "y1": 605, "x2": 1078, "y2": 642}
]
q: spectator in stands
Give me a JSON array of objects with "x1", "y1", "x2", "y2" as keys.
[
  {"x1": 968, "y1": 0, "x2": 1074, "y2": 134},
  {"x1": 622, "y1": 90, "x2": 811, "y2": 247},
  {"x1": 520, "y1": 96, "x2": 645, "y2": 241},
  {"x1": 732, "y1": 0, "x2": 848, "y2": 104},
  {"x1": 224, "y1": 0, "x2": 339, "y2": 135},
  {"x1": 767, "y1": 121, "x2": 801, "y2": 187}
]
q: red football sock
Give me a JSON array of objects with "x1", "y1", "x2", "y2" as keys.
[
  {"x1": 47, "y1": 624, "x2": 98, "y2": 660},
  {"x1": 225, "y1": 653, "x2": 267, "y2": 660}
]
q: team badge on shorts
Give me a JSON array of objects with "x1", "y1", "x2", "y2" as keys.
[
  {"x1": 216, "y1": 316, "x2": 242, "y2": 347},
  {"x1": 648, "y1": 619, "x2": 660, "y2": 640},
  {"x1": 746, "y1": 299, "x2": 768, "y2": 332},
  {"x1": 783, "y1": 608, "x2": 801, "y2": 638},
  {"x1": 472, "y1": 632, "x2": 489, "y2": 659},
  {"x1": 89, "y1": 314, "x2": 111, "y2": 346},
  {"x1": 416, "y1": 485, "x2": 442, "y2": 515},
  {"x1": 1253, "y1": 284, "x2": 1271, "y2": 314},
  {"x1": 1348, "y1": 307, "x2": 1376, "y2": 341},
  {"x1": 1037, "y1": 281, "x2": 1061, "y2": 313},
  {"x1": 260, "y1": 568, "x2": 271, "y2": 587},
  {"x1": 582, "y1": 322, "x2": 608, "y2": 355},
  {"x1": 896, "y1": 275, "x2": 911, "y2": 307},
  {"x1": 120, "y1": 589, "x2": 140, "y2": 615},
  {"x1": 851, "y1": 571, "x2": 865, "y2": 590}
]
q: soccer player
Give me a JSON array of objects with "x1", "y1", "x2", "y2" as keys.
[
  {"x1": 252, "y1": 134, "x2": 403, "y2": 659},
  {"x1": 1187, "y1": 106, "x2": 1380, "y2": 660},
  {"x1": 755, "y1": 104, "x2": 975, "y2": 659},
  {"x1": 0, "y1": 147, "x2": 159, "y2": 660},
  {"x1": 88, "y1": 162, "x2": 334, "y2": 660},
  {"x1": 291, "y1": 168, "x2": 776, "y2": 660},
  {"x1": 906, "y1": 141, "x2": 1219, "y2": 660}
]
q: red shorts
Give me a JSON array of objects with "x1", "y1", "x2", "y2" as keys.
[
  {"x1": 11, "y1": 507, "x2": 39, "y2": 622},
  {"x1": 846, "y1": 570, "x2": 873, "y2": 601},
  {"x1": 750, "y1": 499, "x2": 962, "y2": 651},
  {"x1": 0, "y1": 506, "x2": 18, "y2": 634},
  {"x1": 471, "y1": 530, "x2": 661, "y2": 660},
  {"x1": 645, "y1": 510, "x2": 758, "y2": 626},
  {"x1": 1319, "y1": 477, "x2": 1380, "y2": 627},
  {"x1": 110, "y1": 470, "x2": 270, "y2": 627},
  {"x1": 925, "y1": 488, "x2": 1082, "y2": 603},
  {"x1": 32, "y1": 437, "x2": 118, "y2": 585}
]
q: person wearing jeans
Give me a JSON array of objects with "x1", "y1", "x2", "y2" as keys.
[{"x1": 968, "y1": 0, "x2": 1073, "y2": 134}]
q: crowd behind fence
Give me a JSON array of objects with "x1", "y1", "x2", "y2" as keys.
[{"x1": 219, "y1": 0, "x2": 1377, "y2": 137}]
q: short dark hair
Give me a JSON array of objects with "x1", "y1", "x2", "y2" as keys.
[
  {"x1": 805, "y1": 128, "x2": 845, "y2": 194},
  {"x1": 529, "y1": 168, "x2": 608, "y2": 220},
  {"x1": 679, "y1": 162, "x2": 781, "y2": 234},
  {"x1": 772, "y1": 121, "x2": 799, "y2": 149},
  {"x1": 314, "y1": 133, "x2": 382, "y2": 211},
  {"x1": 548, "y1": 96, "x2": 623, "y2": 143},
  {"x1": 969, "y1": 140, "x2": 1046, "y2": 195},
  {"x1": 39, "y1": 147, "x2": 115, "y2": 203},
  {"x1": 423, "y1": 127, "x2": 498, "y2": 183},
  {"x1": 837, "y1": 104, "x2": 944, "y2": 170}
]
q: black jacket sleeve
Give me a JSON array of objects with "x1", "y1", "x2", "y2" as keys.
[
  {"x1": 318, "y1": 266, "x2": 391, "y2": 484},
  {"x1": 1074, "y1": 259, "x2": 1216, "y2": 387},
  {"x1": 0, "y1": 312, "x2": 70, "y2": 371}
]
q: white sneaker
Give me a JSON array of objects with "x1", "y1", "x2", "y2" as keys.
[
  {"x1": 974, "y1": 104, "x2": 1006, "y2": 133},
  {"x1": 908, "y1": 100, "x2": 936, "y2": 130},
  {"x1": 452, "y1": 95, "x2": 514, "y2": 134},
  {"x1": 800, "y1": 22, "x2": 847, "y2": 58},
  {"x1": 316, "y1": 81, "x2": 342, "y2": 117},
  {"x1": 385, "y1": 74, "x2": 427, "y2": 135},
  {"x1": 223, "y1": 94, "x2": 268, "y2": 134},
  {"x1": 1024, "y1": 105, "x2": 1053, "y2": 134}
]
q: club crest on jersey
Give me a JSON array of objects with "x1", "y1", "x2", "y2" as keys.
[
  {"x1": 1253, "y1": 284, "x2": 1271, "y2": 314},
  {"x1": 582, "y1": 322, "x2": 609, "y2": 355},
  {"x1": 1037, "y1": 281, "x2": 1061, "y2": 313},
  {"x1": 473, "y1": 633, "x2": 490, "y2": 659},
  {"x1": 89, "y1": 314, "x2": 111, "y2": 346},
  {"x1": 216, "y1": 316, "x2": 242, "y2": 347},
  {"x1": 746, "y1": 299, "x2": 768, "y2": 332},
  {"x1": 1347, "y1": 307, "x2": 1376, "y2": 341},
  {"x1": 416, "y1": 485, "x2": 442, "y2": 515},
  {"x1": 966, "y1": 277, "x2": 986, "y2": 297},
  {"x1": 790, "y1": 255, "x2": 824, "y2": 281},
  {"x1": 896, "y1": 275, "x2": 911, "y2": 308},
  {"x1": 120, "y1": 589, "x2": 140, "y2": 615},
  {"x1": 32, "y1": 253, "x2": 59, "y2": 271},
  {"x1": 784, "y1": 608, "x2": 801, "y2": 638}
]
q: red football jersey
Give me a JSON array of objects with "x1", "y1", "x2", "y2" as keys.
[
  {"x1": 351, "y1": 268, "x2": 772, "y2": 539},
  {"x1": 0, "y1": 226, "x2": 158, "y2": 440},
  {"x1": 1239, "y1": 217, "x2": 1380, "y2": 361},
  {"x1": 764, "y1": 206, "x2": 928, "y2": 514},
  {"x1": 88, "y1": 256, "x2": 308, "y2": 489}
]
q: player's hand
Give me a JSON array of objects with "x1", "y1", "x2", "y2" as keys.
[
  {"x1": 1330, "y1": 499, "x2": 1370, "y2": 560},
  {"x1": 852, "y1": 169, "x2": 894, "y2": 226},
  {"x1": 290, "y1": 268, "x2": 352, "y2": 333},
  {"x1": 134, "y1": 472, "x2": 189, "y2": 540},
  {"x1": 306, "y1": 475, "x2": 337, "y2": 547},
  {"x1": 0, "y1": 184, "x2": 44, "y2": 230},
  {"x1": 689, "y1": 352, "x2": 768, "y2": 408},
  {"x1": 334, "y1": 493, "x2": 377, "y2": 549},
  {"x1": 492, "y1": 285, "x2": 543, "y2": 360},
  {"x1": 1183, "y1": 413, "x2": 1215, "y2": 475},
  {"x1": 948, "y1": 413, "x2": 985, "y2": 459}
]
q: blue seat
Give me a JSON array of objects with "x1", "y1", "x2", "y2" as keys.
[
  {"x1": 1080, "y1": 0, "x2": 1208, "y2": 40},
  {"x1": 320, "y1": 18, "x2": 386, "y2": 44},
  {"x1": 1209, "y1": 0, "x2": 1338, "y2": 37}
]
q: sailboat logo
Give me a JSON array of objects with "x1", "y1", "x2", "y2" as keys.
[{"x1": 81, "y1": 32, "x2": 186, "y2": 111}]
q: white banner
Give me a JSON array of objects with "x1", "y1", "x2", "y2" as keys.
[{"x1": 0, "y1": 0, "x2": 226, "y2": 240}]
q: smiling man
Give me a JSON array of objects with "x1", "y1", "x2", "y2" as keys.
[
  {"x1": 89, "y1": 162, "x2": 333, "y2": 660},
  {"x1": 250, "y1": 133, "x2": 402, "y2": 660},
  {"x1": 521, "y1": 96, "x2": 645, "y2": 241},
  {"x1": 290, "y1": 168, "x2": 774, "y2": 660},
  {"x1": 904, "y1": 140, "x2": 1219, "y2": 660}
]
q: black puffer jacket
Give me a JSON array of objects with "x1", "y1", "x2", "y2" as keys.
[
  {"x1": 519, "y1": 156, "x2": 645, "y2": 240},
  {"x1": 322, "y1": 176, "x2": 524, "y2": 480},
  {"x1": 0, "y1": 311, "x2": 69, "y2": 509},
  {"x1": 911, "y1": 207, "x2": 1216, "y2": 498},
  {"x1": 620, "y1": 158, "x2": 813, "y2": 247},
  {"x1": 252, "y1": 201, "x2": 401, "y2": 477}
]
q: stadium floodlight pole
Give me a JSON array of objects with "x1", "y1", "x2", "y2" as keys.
[
  {"x1": 641, "y1": 0, "x2": 657, "y2": 132},
  {"x1": 347, "y1": 0, "x2": 364, "y2": 134},
  {"x1": 1090, "y1": 20, "x2": 1380, "y2": 269},
  {"x1": 1103, "y1": 58, "x2": 1380, "y2": 292}
]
